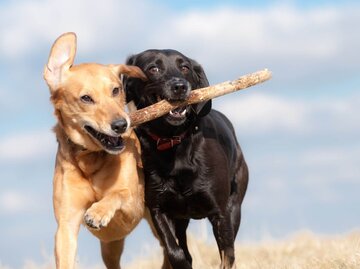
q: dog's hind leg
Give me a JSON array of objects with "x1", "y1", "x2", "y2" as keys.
[
  {"x1": 209, "y1": 214, "x2": 236, "y2": 269},
  {"x1": 100, "y1": 239, "x2": 124, "y2": 269},
  {"x1": 229, "y1": 199, "x2": 241, "y2": 240},
  {"x1": 230, "y1": 154, "x2": 249, "y2": 239}
]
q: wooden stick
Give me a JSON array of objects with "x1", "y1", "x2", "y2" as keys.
[{"x1": 129, "y1": 69, "x2": 272, "y2": 127}]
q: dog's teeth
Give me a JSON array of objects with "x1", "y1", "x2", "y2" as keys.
[
  {"x1": 169, "y1": 110, "x2": 175, "y2": 116},
  {"x1": 181, "y1": 109, "x2": 186, "y2": 116}
]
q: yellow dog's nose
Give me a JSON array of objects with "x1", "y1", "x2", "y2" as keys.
[{"x1": 111, "y1": 118, "x2": 128, "y2": 134}]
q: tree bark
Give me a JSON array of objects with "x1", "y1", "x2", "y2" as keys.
[{"x1": 129, "y1": 69, "x2": 272, "y2": 127}]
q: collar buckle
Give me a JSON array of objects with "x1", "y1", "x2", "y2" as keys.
[{"x1": 147, "y1": 132, "x2": 186, "y2": 151}]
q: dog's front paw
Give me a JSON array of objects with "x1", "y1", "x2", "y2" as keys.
[{"x1": 84, "y1": 203, "x2": 115, "y2": 230}]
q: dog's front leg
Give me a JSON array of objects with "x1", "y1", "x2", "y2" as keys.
[
  {"x1": 83, "y1": 190, "x2": 127, "y2": 230},
  {"x1": 150, "y1": 209, "x2": 192, "y2": 269},
  {"x1": 53, "y1": 157, "x2": 94, "y2": 269},
  {"x1": 55, "y1": 216, "x2": 84, "y2": 269}
]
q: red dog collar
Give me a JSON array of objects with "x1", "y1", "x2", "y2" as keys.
[{"x1": 147, "y1": 131, "x2": 188, "y2": 151}]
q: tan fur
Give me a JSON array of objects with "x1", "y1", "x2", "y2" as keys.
[{"x1": 44, "y1": 32, "x2": 146, "y2": 269}]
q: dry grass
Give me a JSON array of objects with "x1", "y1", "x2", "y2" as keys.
[
  {"x1": 2, "y1": 231, "x2": 360, "y2": 269},
  {"x1": 127, "y1": 231, "x2": 360, "y2": 269}
]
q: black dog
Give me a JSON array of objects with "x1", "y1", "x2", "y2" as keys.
[{"x1": 124, "y1": 49, "x2": 249, "y2": 269}]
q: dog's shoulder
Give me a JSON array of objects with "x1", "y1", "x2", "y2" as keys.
[{"x1": 53, "y1": 124, "x2": 72, "y2": 159}]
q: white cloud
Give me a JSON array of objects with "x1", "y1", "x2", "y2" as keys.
[
  {"x1": 244, "y1": 141, "x2": 360, "y2": 213},
  {"x1": 0, "y1": 130, "x2": 56, "y2": 162},
  {"x1": 170, "y1": 6, "x2": 340, "y2": 58},
  {"x1": 1, "y1": 1, "x2": 359, "y2": 75},
  {"x1": 0, "y1": 0, "x2": 154, "y2": 59},
  {"x1": 216, "y1": 93, "x2": 306, "y2": 133},
  {"x1": 160, "y1": 4, "x2": 360, "y2": 82},
  {"x1": 0, "y1": 190, "x2": 41, "y2": 214},
  {"x1": 300, "y1": 145, "x2": 360, "y2": 183},
  {"x1": 216, "y1": 92, "x2": 360, "y2": 135}
]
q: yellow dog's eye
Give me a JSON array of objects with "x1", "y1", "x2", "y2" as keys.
[
  {"x1": 112, "y1": 87, "x2": 120, "y2": 97},
  {"x1": 80, "y1": 95, "x2": 94, "y2": 104}
]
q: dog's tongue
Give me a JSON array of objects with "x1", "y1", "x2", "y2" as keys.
[{"x1": 108, "y1": 136, "x2": 119, "y2": 145}]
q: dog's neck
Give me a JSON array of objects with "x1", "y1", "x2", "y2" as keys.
[
  {"x1": 144, "y1": 129, "x2": 189, "y2": 151},
  {"x1": 141, "y1": 115, "x2": 196, "y2": 137},
  {"x1": 139, "y1": 119, "x2": 200, "y2": 151},
  {"x1": 54, "y1": 123, "x2": 87, "y2": 152},
  {"x1": 54, "y1": 124, "x2": 108, "y2": 177}
]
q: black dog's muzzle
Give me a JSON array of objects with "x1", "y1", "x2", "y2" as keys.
[{"x1": 163, "y1": 77, "x2": 191, "y2": 101}]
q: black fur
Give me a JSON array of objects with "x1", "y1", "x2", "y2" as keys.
[{"x1": 124, "y1": 49, "x2": 249, "y2": 269}]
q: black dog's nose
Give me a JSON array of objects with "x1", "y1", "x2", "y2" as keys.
[
  {"x1": 164, "y1": 78, "x2": 191, "y2": 101},
  {"x1": 173, "y1": 82, "x2": 188, "y2": 94},
  {"x1": 111, "y1": 118, "x2": 128, "y2": 134},
  {"x1": 170, "y1": 78, "x2": 190, "y2": 96}
]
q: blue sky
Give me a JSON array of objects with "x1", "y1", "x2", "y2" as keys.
[{"x1": 0, "y1": 0, "x2": 359, "y2": 268}]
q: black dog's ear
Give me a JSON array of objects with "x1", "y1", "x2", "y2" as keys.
[
  {"x1": 191, "y1": 60, "x2": 212, "y2": 117},
  {"x1": 192, "y1": 62, "x2": 209, "y2": 88},
  {"x1": 194, "y1": 100, "x2": 212, "y2": 117},
  {"x1": 126, "y1": 54, "x2": 135, "y2": 66},
  {"x1": 122, "y1": 55, "x2": 137, "y2": 104}
]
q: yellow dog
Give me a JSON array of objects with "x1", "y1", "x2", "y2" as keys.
[{"x1": 44, "y1": 32, "x2": 146, "y2": 269}]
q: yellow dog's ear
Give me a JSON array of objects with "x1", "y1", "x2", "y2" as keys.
[
  {"x1": 112, "y1": 64, "x2": 148, "y2": 81},
  {"x1": 43, "y1": 32, "x2": 77, "y2": 91}
]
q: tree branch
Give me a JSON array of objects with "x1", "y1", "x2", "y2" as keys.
[{"x1": 129, "y1": 69, "x2": 272, "y2": 127}]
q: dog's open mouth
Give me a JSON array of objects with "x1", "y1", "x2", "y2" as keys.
[
  {"x1": 166, "y1": 106, "x2": 189, "y2": 125},
  {"x1": 84, "y1": 125, "x2": 124, "y2": 153},
  {"x1": 169, "y1": 107, "x2": 187, "y2": 119},
  {"x1": 156, "y1": 95, "x2": 189, "y2": 125}
]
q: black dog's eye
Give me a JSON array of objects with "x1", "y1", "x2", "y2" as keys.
[
  {"x1": 181, "y1": 66, "x2": 190, "y2": 74},
  {"x1": 112, "y1": 87, "x2": 121, "y2": 97},
  {"x1": 80, "y1": 95, "x2": 94, "y2": 104},
  {"x1": 149, "y1": 66, "x2": 160, "y2": 74}
]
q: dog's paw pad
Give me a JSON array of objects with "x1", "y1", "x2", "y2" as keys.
[
  {"x1": 83, "y1": 205, "x2": 114, "y2": 230},
  {"x1": 84, "y1": 213, "x2": 103, "y2": 230}
]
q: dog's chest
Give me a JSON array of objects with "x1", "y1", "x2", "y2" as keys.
[
  {"x1": 144, "y1": 140, "x2": 215, "y2": 218},
  {"x1": 153, "y1": 165, "x2": 213, "y2": 219}
]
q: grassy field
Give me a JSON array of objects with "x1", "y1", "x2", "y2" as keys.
[
  {"x1": 126, "y1": 231, "x2": 360, "y2": 269},
  {"x1": 2, "y1": 231, "x2": 360, "y2": 269}
]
